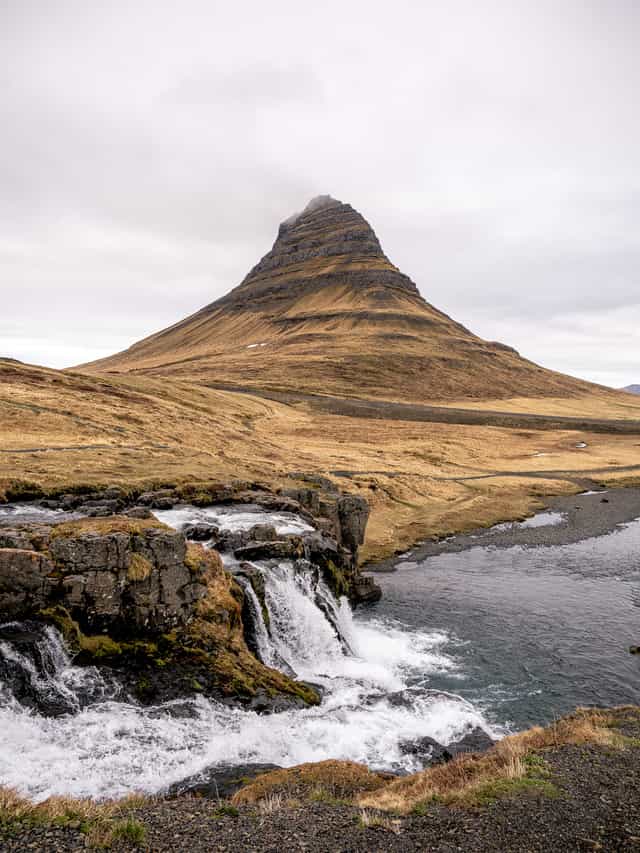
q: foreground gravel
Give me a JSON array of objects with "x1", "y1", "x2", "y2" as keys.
[{"x1": 3, "y1": 714, "x2": 640, "y2": 852}]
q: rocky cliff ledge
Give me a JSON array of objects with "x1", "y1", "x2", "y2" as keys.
[
  {"x1": 0, "y1": 477, "x2": 379, "y2": 709},
  {"x1": 0, "y1": 515, "x2": 319, "y2": 710}
]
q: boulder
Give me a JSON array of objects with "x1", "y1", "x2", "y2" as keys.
[
  {"x1": 448, "y1": 728, "x2": 496, "y2": 756},
  {"x1": 234, "y1": 538, "x2": 305, "y2": 561},
  {"x1": 350, "y1": 575, "x2": 382, "y2": 605},
  {"x1": 124, "y1": 506, "x2": 154, "y2": 519},
  {"x1": 167, "y1": 763, "x2": 281, "y2": 800},
  {"x1": 399, "y1": 736, "x2": 453, "y2": 766},
  {"x1": 182, "y1": 522, "x2": 220, "y2": 541},
  {"x1": 337, "y1": 494, "x2": 369, "y2": 555},
  {"x1": 247, "y1": 523, "x2": 278, "y2": 542}
]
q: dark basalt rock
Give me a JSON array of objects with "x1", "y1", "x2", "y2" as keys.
[
  {"x1": 216, "y1": 195, "x2": 420, "y2": 311},
  {"x1": 0, "y1": 521, "x2": 208, "y2": 635},
  {"x1": 234, "y1": 538, "x2": 305, "y2": 561},
  {"x1": 399, "y1": 736, "x2": 453, "y2": 766},
  {"x1": 350, "y1": 575, "x2": 382, "y2": 605},
  {"x1": 448, "y1": 727, "x2": 496, "y2": 756},
  {"x1": 137, "y1": 490, "x2": 176, "y2": 509},
  {"x1": 337, "y1": 494, "x2": 369, "y2": 557},
  {"x1": 167, "y1": 763, "x2": 281, "y2": 800},
  {"x1": 247, "y1": 689, "x2": 310, "y2": 713},
  {"x1": 399, "y1": 728, "x2": 496, "y2": 768},
  {"x1": 246, "y1": 523, "x2": 278, "y2": 542},
  {"x1": 0, "y1": 620, "x2": 118, "y2": 716},
  {"x1": 124, "y1": 506, "x2": 154, "y2": 519},
  {"x1": 182, "y1": 522, "x2": 220, "y2": 541}
]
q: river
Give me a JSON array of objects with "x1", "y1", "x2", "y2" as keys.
[{"x1": 0, "y1": 500, "x2": 638, "y2": 801}]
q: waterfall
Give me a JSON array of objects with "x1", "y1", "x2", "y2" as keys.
[
  {"x1": 0, "y1": 503, "x2": 495, "y2": 803},
  {"x1": 235, "y1": 576, "x2": 275, "y2": 666},
  {"x1": 0, "y1": 621, "x2": 115, "y2": 716}
]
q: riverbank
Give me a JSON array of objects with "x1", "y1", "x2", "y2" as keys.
[
  {"x1": 369, "y1": 484, "x2": 640, "y2": 571},
  {"x1": 2, "y1": 706, "x2": 639, "y2": 851}
]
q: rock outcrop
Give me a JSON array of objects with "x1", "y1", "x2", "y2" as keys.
[
  {"x1": 7, "y1": 478, "x2": 378, "y2": 602},
  {"x1": 0, "y1": 514, "x2": 322, "y2": 710},
  {"x1": 0, "y1": 517, "x2": 204, "y2": 634}
]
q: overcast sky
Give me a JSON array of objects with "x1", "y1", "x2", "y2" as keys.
[{"x1": 2, "y1": 0, "x2": 638, "y2": 387}]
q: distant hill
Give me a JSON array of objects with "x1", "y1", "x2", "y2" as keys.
[
  {"x1": 81, "y1": 195, "x2": 606, "y2": 404},
  {"x1": 622, "y1": 385, "x2": 640, "y2": 395}
]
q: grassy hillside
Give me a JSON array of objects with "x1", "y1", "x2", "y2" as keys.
[
  {"x1": 80, "y1": 196, "x2": 607, "y2": 404},
  {"x1": 3, "y1": 358, "x2": 639, "y2": 563}
]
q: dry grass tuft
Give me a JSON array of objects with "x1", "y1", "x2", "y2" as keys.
[
  {"x1": 256, "y1": 793, "x2": 285, "y2": 815},
  {"x1": 0, "y1": 786, "x2": 151, "y2": 847},
  {"x1": 358, "y1": 808, "x2": 402, "y2": 833},
  {"x1": 127, "y1": 553, "x2": 153, "y2": 581},
  {"x1": 232, "y1": 760, "x2": 391, "y2": 806},
  {"x1": 50, "y1": 516, "x2": 168, "y2": 539},
  {"x1": 359, "y1": 708, "x2": 632, "y2": 814}
]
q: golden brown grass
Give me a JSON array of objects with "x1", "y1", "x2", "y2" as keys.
[
  {"x1": 50, "y1": 516, "x2": 168, "y2": 539},
  {"x1": 80, "y1": 266, "x2": 605, "y2": 405},
  {"x1": 231, "y1": 760, "x2": 390, "y2": 805},
  {"x1": 359, "y1": 708, "x2": 638, "y2": 813},
  {"x1": 127, "y1": 553, "x2": 153, "y2": 581},
  {"x1": 0, "y1": 787, "x2": 149, "y2": 847},
  {"x1": 2, "y1": 360, "x2": 640, "y2": 562}
]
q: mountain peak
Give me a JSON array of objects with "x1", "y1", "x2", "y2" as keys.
[
  {"x1": 220, "y1": 195, "x2": 419, "y2": 309},
  {"x1": 281, "y1": 194, "x2": 341, "y2": 231},
  {"x1": 81, "y1": 197, "x2": 598, "y2": 406}
]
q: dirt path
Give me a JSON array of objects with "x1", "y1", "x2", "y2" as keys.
[{"x1": 207, "y1": 384, "x2": 640, "y2": 434}]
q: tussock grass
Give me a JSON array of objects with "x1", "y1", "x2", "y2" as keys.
[
  {"x1": 0, "y1": 788, "x2": 149, "y2": 848},
  {"x1": 50, "y1": 516, "x2": 168, "y2": 539},
  {"x1": 359, "y1": 708, "x2": 633, "y2": 814},
  {"x1": 358, "y1": 808, "x2": 402, "y2": 833},
  {"x1": 232, "y1": 760, "x2": 390, "y2": 806},
  {"x1": 256, "y1": 793, "x2": 285, "y2": 815},
  {"x1": 127, "y1": 553, "x2": 153, "y2": 581}
]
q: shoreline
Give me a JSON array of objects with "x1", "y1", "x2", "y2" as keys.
[{"x1": 367, "y1": 484, "x2": 640, "y2": 572}]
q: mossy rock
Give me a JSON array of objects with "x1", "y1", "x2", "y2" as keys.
[
  {"x1": 322, "y1": 559, "x2": 350, "y2": 598},
  {"x1": 50, "y1": 516, "x2": 169, "y2": 539}
]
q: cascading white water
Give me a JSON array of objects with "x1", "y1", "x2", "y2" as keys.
[
  {"x1": 235, "y1": 575, "x2": 274, "y2": 666},
  {"x1": 0, "y1": 623, "x2": 114, "y2": 715},
  {"x1": 0, "y1": 508, "x2": 497, "y2": 803}
]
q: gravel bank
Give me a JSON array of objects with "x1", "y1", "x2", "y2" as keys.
[
  {"x1": 3, "y1": 711, "x2": 640, "y2": 852},
  {"x1": 370, "y1": 485, "x2": 640, "y2": 571}
]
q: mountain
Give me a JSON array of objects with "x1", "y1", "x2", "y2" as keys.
[
  {"x1": 82, "y1": 195, "x2": 601, "y2": 403},
  {"x1": 622, "y1": 385, "x2": 640, "y2": 395}
]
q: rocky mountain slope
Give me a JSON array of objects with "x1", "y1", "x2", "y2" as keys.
[
  {"x1": 81, "y1": 196, "x2": 603, "y2": 403},
  {"x1": 622, "y1": 384, "x2": 640, "y2": 394}
]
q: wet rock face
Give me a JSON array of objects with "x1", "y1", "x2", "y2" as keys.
[
  {"x1": 0, "y1": 549, "x2": 54, "y2": 619},
  {"x1": 337, "y1": 494, "x2": 370, "y2": 556},
  {"x1": 0, "y1": 520, "x2": 208, "y2": 634}
]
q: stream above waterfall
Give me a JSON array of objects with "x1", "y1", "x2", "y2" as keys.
[{"x1": 1, "y1": 501, "x2": 639, "y2": 802}]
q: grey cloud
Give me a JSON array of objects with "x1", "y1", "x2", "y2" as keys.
[{"x1": 1, "y1": 0, "x2": 639, "y2": 384}]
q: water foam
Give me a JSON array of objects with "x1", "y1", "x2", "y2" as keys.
[
  {"x1": 153, "y1": 504, "x2": 314, "y2": 536},
  {"x1": 0, "y1": 509, "x2": 494, "y2": 802}
]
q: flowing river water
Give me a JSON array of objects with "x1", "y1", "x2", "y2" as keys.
[{"x1": 0, "y1": 501, "x2": 639, "y2": 802}]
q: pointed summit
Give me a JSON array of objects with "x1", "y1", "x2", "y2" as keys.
[
  {"x1": 82, "y1": 198, "x2": 598, "y2": 404},
  {"x1": 217, "y1": 195, "x2": 418, "y2": 311}
]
